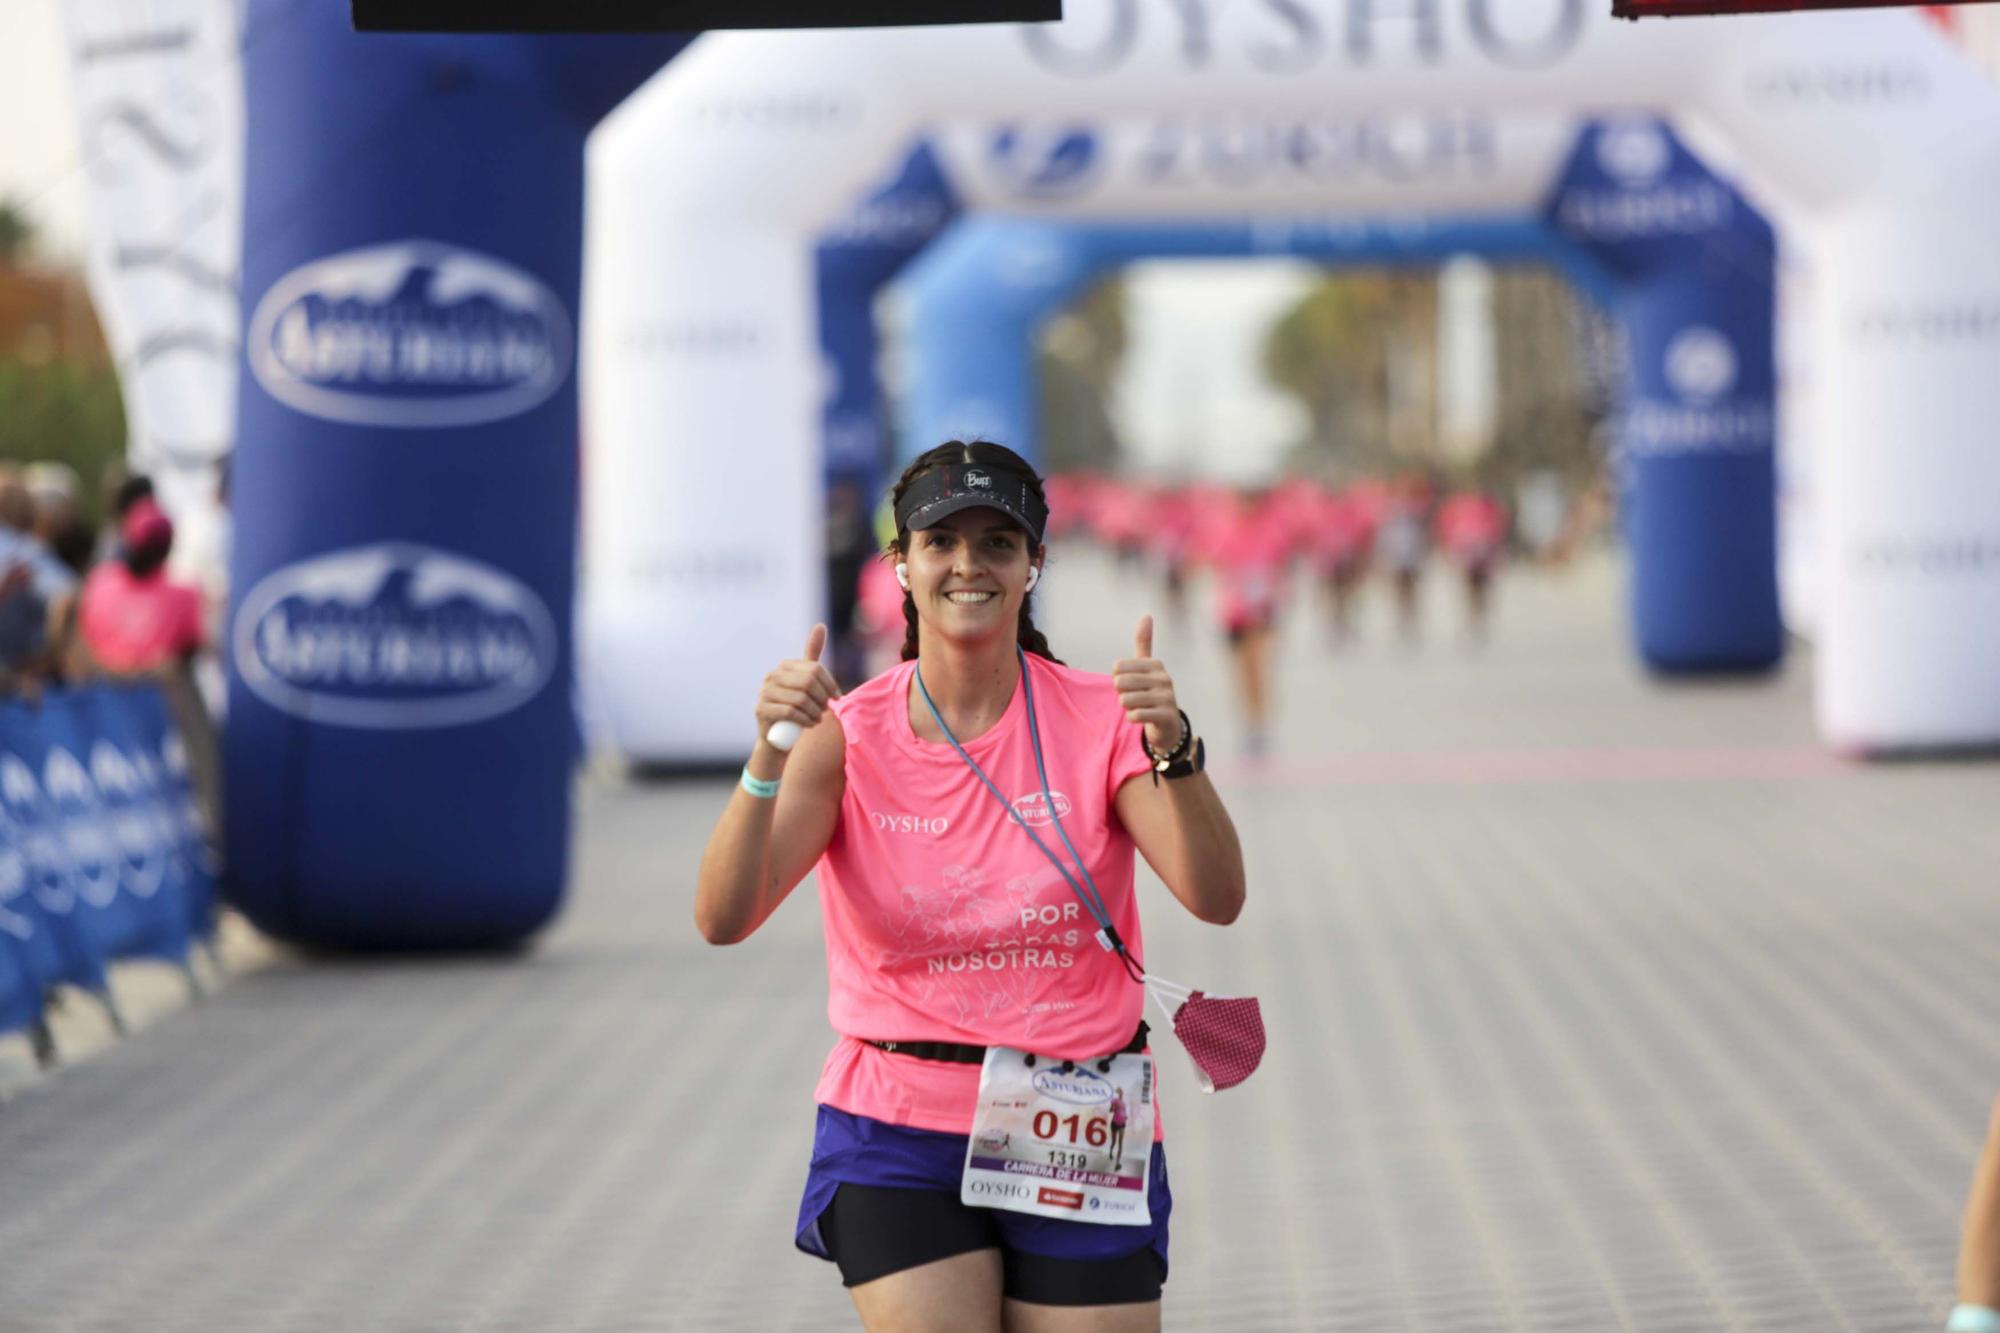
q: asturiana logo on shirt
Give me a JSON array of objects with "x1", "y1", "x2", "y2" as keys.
[
  {"x1": 1010, "y1": 791, "x2": 1071, "y2": 827},
  {"x1": 870, "y1": 811, "x2": 949, "y2": 836}
]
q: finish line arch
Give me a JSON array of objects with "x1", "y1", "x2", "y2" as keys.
[
  {"x1": 585, "y1": 1, "x2": 2000, "y2": 762},
  {"x1": 895, "y1": 132, "x2": 1778, "y2": 672}
]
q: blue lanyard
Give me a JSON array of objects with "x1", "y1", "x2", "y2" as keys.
[{"x1": 914, "y1": 648, "x2": 1143, "y2": 982}]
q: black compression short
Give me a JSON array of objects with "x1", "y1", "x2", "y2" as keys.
[{"x1": 817, "y1": 1183, "x2": 1166, "y2": 1307}]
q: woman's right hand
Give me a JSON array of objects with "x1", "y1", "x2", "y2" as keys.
[{"x1": 755, "y1": 623, "x2": 841, "y2": 750}]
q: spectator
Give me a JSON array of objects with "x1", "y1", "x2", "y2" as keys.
[
  {"x1": 0, "y1": 465, "x2": 80, "y2": 681},
  {"x1": 94, "y1": 468, "x2": 155, "y2": 566},
  {"x1": 25, "y1": 461, "x2": 93, "y2": 578},
  {"x1": 78, "y1": 497, "x2": 205, "y2": 675},
  {"x1": 0, "y1": 557, "x2": 43, "y2": 682}
]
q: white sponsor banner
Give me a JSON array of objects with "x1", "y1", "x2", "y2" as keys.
[{"x1": 62, "y1": 0, "x2": 243, "y2": 526}]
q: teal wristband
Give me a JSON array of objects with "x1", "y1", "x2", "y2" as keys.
[
  {"x1": 1949, "y1": 1305, "x2": 2000, "y2": 1333},
  {"x1": 739, "y1": 767, "x2": 780, "y2": 800}
]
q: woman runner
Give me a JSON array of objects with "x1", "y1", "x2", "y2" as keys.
[{"x1": 696, "y1": 440, "x2": 1247, "y2": 1331}]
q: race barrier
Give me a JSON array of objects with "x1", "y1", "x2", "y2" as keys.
[{"x1": 0, "y1": 684, "x2": 219, "y2": 1050}]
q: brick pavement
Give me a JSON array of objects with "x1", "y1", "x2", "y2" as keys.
[{"x1": 1, "y1": 551, "x2": 1995, "y2": 1331}]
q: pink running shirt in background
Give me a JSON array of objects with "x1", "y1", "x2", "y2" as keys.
[{"x1": 78, "y1": 562, "x2": 204, "y2": 674}]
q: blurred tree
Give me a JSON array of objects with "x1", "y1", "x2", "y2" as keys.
[
  {"x1": 1038, "y1": 274, "x2": 1128, "y2": 472},
  {"x1": 1262, "y1": 263, "x2": 1610, "y2": 495},
  {"x1": 1479, "y1": 266, "x2": 1613, "y2": 497},
  {"x1": 1262, "y1": 268, "x2": 1436, "y2": 476},
  {"x1": 0, "y1": 201, "x2": 36, "y2": 266},
  {"x1": 0, "y1": 361, "x2": 129, "y2": 522}
]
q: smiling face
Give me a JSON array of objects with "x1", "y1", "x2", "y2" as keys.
[{"x1": 904, "y1": 508, "x2": 1042, "y2": 646}]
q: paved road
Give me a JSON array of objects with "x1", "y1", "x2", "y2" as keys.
[{"x1": 3, "y1": 550, "x2": 1997, "y2": 1331}]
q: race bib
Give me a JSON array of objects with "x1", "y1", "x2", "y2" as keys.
[{"x1": 961, "y1": 1045, "x2": 1155, "y2": 1226}]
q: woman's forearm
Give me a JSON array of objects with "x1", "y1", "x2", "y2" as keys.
[
  {"x1": 693, "y1": 745, "x2": 787, "y2": 944},
  {"x1": 1156, "y1": 775, "x2": 1246, "y2": 924}
]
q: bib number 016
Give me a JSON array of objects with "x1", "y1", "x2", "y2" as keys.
[{"x1": 1034, "y1": 1111, "x2": 1110, "y2": 1150}]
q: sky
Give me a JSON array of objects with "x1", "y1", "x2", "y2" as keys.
[
  {"x1": 0, "y1": 0, "x2": 87, "y2": 260},
  {"x1": 1115, "y1": 259, "x2": 1318, "y2": 484}
]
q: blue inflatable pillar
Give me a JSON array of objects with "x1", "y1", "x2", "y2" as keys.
[
  {"x1": 228, "y1": 5, "x2": 688, "y2": 948},
  {"x1": 1547, "y1": 119, "x2": 1783, "y2": 673}
]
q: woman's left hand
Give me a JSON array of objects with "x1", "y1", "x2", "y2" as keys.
[{"x1": 1112, "y1": 614, "x2": 1183, "y2": 755}]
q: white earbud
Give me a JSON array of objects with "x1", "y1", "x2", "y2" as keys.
[
  {"x1": 895, "y1": 562, "x2": 910, "y2": 591},
  {"x1": 1025, "y1": 565, "x2": 1040, "y2": 593}
]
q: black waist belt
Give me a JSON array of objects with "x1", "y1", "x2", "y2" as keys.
[{"x1": 864, "y1": 1021, "x2": 1149, "y2": 1070}]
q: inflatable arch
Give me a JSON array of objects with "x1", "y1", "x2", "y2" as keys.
[
  {"x1": 587, "y1": 1, "x2": 2000, "y2": 763},
  {"x1": 895, "y1": 124, "x2": 1782, "y2": 672}
]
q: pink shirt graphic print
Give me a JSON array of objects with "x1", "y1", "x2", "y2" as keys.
[{"x1": 812, "y1": 653, "x2": 1156, "y2": 1136}]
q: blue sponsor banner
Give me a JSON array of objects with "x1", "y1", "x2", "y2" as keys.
[
  {"x1": 0, "y1": 708, "x2": 69, "y2": 1001},
  {"x1": 84, "y1": 687, "x2": 207, "y2": 963},
  {"x1": 0, "y1": 926, "x2": 34, "y2": 1045},
  {"x1": 0, "y1": 685, "x2": 206, "y2": 1039},
  {"x1": 229, "y1": 4, "x2": 687, "y2": 948},
  {"x1": 109, "y1": 686, "x2": 220, "y2": 946}
]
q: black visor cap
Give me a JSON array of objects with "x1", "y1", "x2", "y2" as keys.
[{"x1": 894, "y1": 462, "x2": 1047, "y2": 545}]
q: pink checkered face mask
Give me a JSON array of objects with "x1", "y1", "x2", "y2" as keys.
[{"x1": 1146, "y1": 975, "x2": 1265, "y2": 1093}]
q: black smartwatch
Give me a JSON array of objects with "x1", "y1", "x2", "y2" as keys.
[
  {"x1": 1157, "y1": 735, "x2": 1205, "y2": 781},
  {"x1": 1144, "y1": 709, "x2": 1204, "y2": 782}
]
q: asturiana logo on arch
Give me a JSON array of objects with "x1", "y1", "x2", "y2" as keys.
[
  {"x1": 234, "y1": 543, "x2": 559, "y2": 730},
  {"x1": 248, "y1": 240, "x2": 573, "y2": 429},
  {"x1": 1556, "y1": 120, "x2": 1731, "y2": 243},
  {"x1": 1664, "y1": 326, "x2": 1737, "y2": 404},
  {"x1": 1594, "y1": 120, "x2": 1671, "y2": 189},
  {"x1": 1627, "y1": 325, "x2": 1770, "y2": 458}
]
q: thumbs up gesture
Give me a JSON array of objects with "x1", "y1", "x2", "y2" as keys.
[
  {"x1": 1112, "y1": 614, "x2": 1183, "y2": 755},
  {"x1": 757, "y1": 623, "x2": 842, "y2": 753}
]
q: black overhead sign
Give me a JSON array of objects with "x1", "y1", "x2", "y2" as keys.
[{"x1": 353, "y1": 1, "x2": 1060, "y2": 32}]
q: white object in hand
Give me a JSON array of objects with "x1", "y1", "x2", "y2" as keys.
[{"x1": 766, "y1": 720, "x2": 803, "y2": 752}]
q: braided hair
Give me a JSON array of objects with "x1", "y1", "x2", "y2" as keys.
[{"x1": 887, "y1": 441, "x2": 1062, "y2": 665}]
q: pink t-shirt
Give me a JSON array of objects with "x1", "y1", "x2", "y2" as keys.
[
  {"x1": 79, "y1": 562, "x2": 204, "y2": 673},
  {"x1": 1203, "y1": 511, "x2": 1293, "y2": 630},
  {"x1": 1435, "y1": 493, "x2": 1507, "y2": 561},
  {"x1": 813, "y1": 652, "x2": 1157, "y2": 1136}
]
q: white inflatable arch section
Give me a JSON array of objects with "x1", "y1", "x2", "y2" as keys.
[{"x1": 585, "y1": 1, "x2": 2000, "y2": 761}]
